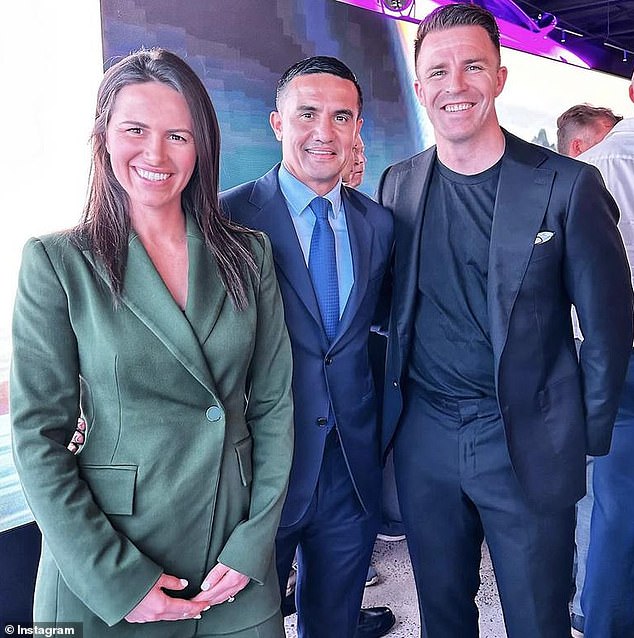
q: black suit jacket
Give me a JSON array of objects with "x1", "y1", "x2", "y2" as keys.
[{"x1": 377, "y1": 131, "x2": 633, "y2": 510}]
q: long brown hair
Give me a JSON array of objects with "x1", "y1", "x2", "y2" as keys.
[{"x1": 77, "y1": 47, "x2": 257, "y2": 310}]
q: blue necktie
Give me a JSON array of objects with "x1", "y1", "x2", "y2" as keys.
[{"x1": 308, "y1": 197, "x2": 339, "y2": 343}]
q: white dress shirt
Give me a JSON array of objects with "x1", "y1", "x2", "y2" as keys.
[{"x1": 575, "y1": 118, "x2": 634, "y2": 342}]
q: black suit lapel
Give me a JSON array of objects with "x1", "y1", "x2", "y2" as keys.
[
  {"x1": 488, "y1": 134, "x2": 554, "y2": 363},
  {"x1": 392, "y1": 150, "x2": 436, "y2": 346}
]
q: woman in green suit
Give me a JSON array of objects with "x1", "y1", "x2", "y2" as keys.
[{"x1": 10, "y1": 48, "x2": 293, "y2": 637}]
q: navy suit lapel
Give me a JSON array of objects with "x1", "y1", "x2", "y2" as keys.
[
  {"x1": 336, "y1": 188, "x2": 373, "y2": 342},
  {"x1": 487, "y1": 134, "x2": 554, "y2": 363},
  {"x1": 250, "y1": 169, "x2": 323, "y2": 331}
]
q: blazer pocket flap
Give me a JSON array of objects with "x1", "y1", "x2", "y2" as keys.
[
  {"x1": 234, "y1": 436, "x2": 253, "y2": 487},
  {"x1": 80, "y1": 465, "x2": 137, "y2": 515}
]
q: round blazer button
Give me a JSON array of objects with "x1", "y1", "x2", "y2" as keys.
[
  {"x1": 206, "y1": 406, "x2": 223, "y2": 422},
  {"x1": 316, "y1": 417, "x2": 328, "y2": 427},
  {"x1": 325, "y1": 356, "x2": 333, "y2": 365},
  {"x1": 392, "y1": 380, "x2": 399, "y2": 388}
]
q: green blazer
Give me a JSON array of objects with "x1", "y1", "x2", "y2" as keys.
[{"x1": 10, "y1": 214, "x2": 293, "y2": 636}]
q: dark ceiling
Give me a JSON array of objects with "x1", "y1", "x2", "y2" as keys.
[{"x1": 513, "y1": 0, "x2": 634, "y2": 77}]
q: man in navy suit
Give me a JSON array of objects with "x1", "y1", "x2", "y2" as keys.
[
  {"x1": 222, "y1": 57, "x2": 394, "y2": 638},
  {"x1": 377, "y1": 4, "x2": 633, "y2": 638}
]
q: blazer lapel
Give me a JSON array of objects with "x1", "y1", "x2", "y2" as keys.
[
  {"x1": 336, "y1": 189, "x2": 373, "y2": 341},
  {"x1": 393, "y1": 150, "x2": 436, "y2": 344},
  {"x1": 184, "y1": 213, "x2": 228, "y2": 346},
  {"x1": 487, "y1": 134, "x2": 554, "y2": 363},
  {"x1": 249, "y1": 168, "x2": 323, "y2": 330},
  {"x1": 84, "y1": 225, "x2": 218, "y2": 396}
]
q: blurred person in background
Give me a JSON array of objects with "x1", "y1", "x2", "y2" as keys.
[
  {"x1": 555, "y1": 100, "x2": 622, "y2": 637},
  {"x1": 556, "y1": 103, "x2": 621, "y2": 158},
  {"x1": 573, "y1": 71, "x2": 634, "y2": 638}
]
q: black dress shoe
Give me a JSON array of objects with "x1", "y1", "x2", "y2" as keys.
[{"x1": 355, "y1": 606, "x2": 396, "y2": 638}]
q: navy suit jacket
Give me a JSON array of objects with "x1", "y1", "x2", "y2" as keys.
[
  {"x1": 222, "y1": 166, "x2": 393, "y2": 526},
  {"x1": 377, "y1": 131, "x2": 633, "y2": 510}
]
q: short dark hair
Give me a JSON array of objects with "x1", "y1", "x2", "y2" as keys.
[
  {"x1": 556, "y1": 103, "x2": 622, "y2": 154},
  {"x1": 276, "y1": 55, "x2": 363, "y2": 115},
  {"x1": 414, "y1": 3, "x2": 501, "y2": 64}
]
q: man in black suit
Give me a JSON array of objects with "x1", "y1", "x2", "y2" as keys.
[{"x1": 377, "y1": 4, "x2": 633, "y2": 637}]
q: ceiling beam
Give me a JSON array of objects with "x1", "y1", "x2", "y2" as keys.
[{"x1": 551, "y1": 0, "x2": 620, "y2": 8}]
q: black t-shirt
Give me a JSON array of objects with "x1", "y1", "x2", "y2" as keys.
[{"x1": 407, "y1": 157, "x2": 502, "y2": 400}]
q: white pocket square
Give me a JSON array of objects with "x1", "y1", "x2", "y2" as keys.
[{"x1": 534, "y1": 231, "x2": 554, "y2": 245}]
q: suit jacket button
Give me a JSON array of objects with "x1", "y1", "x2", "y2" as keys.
[
  {"x1": 316, "y1": 417, "x2": 328, "y2": 427},
  {"x1": 325, "y1": 356, "x2": 333, "y2": 365},
  {"x1": 206, "y1": 406, "x2": 223, "y2": 422},
  {"x1": 393, "y1": 380, "x2": 399, "y2": 387}
]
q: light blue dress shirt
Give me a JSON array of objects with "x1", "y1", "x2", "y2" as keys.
[{"x1": 278, "y1": 164, "x2": 354, "y2": 318}]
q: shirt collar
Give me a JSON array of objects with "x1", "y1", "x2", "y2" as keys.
[
  {"x1": 278, "y1": 163, "x2": 342, "y2": 219},
  {"x1": 605, "y1": 117, "x2": 634, "y2": 139}
]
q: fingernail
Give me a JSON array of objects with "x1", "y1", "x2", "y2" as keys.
[
  {"x1": 203, "y1": 606, "x2": 211, "y2": 611},
  {"x1": 180, "y1": 579, "x2": 188, "y2": 587},
  {"x1": 194, "y1": 615, "x2": 202, "y2": 619},
  {"x1": 201, "y1": 582, "x2": 210, "y2": 591}
]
